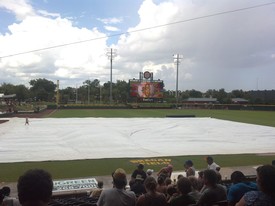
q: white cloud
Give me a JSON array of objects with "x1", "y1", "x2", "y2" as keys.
[
  {"x1": 97, "y1": 17, "x2": 123, "y2": 24},
  {"x1": 0, "y1": 1, "x2": 109, "y2": 86},
  {"x1": 0, "y1": 0, "x2": 35, "y2": 20},
  {"x1": 37, "y1": 10, "x2": 60, "y2": 18},
  {"x1": 116, "y1": 0, "x2": 275, "y2": 91},
  {"x1": 0, "y1": 0, "x2": 275, "y2": 91},
  {"x1": 104, "y1": 26, "x2": 120, "y2": 32}
]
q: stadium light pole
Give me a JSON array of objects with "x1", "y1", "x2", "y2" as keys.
[
  {"x1": 173, "y1": 54, "x2": 183, "y2": 108},
  {"x1": 106, "y1": 48, "x2": 117, "y2": 104},
  {"x1": 75, "y1": 84, "x2": 78, "y2": 104},
  {"x1": 87, "y1": 83, "x2": 90, "y2": 104}
]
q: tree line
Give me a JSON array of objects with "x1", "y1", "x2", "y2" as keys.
[{"x1": 0, "y1": 78, "x2": 275, "y2": 104}]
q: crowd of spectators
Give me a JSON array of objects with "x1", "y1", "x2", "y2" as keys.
[{"x1": 1, "y1": 157, "x2": 275, "y2": 206}]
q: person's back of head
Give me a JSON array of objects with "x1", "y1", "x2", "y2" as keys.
[
  {"x1": 188, "y1": 176, "x2": 200, "y2": 191},
  {"x1": 157, "y1": 176, "x2": 165, "y2": 185},
  {"x1": 112, "y1": 168, "x2": 127, "y2": 189},
  {"x1": 166, "y1": 184, "x2": 177, "y2": 196},
  {"x1": 231, "y1": 171, "x2": 245, "y2": 184},
  {"x1": 144, "y1": 176, "x2": 157, "y2": 192},
  {"x1": 1, "y1": 186, "x2": 11, "y2": 197},
  {"x1": 203, "y1": 169, "x2": 218, "y2": 187},
  {"x1": 164, "y1": 177, "x2": 172, "y2": 186},
  {"x1": 256, "y1": 164, "x2": 275, "y2": 195},
  {"x1": 177, "y1": 177, "x2": 192, "y2": 195},
  {"x1": 17, "y1": 169, "x2": 53, "y2": 206}
]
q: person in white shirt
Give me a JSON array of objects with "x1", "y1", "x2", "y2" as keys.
[{"x1": 206, "y1": 156, "x2": 220, "y2": 172}]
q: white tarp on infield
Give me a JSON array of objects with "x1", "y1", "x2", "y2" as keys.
[{"x1": 0, "y1": 117, "x2": 275, "y2": 163}]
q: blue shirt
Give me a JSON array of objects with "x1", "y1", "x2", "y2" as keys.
[{"x1": 227, "y1": 182, "x2": 257, "y2": 204}]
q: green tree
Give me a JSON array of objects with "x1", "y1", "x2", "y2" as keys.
[
  {"x1": 216, "y1": 88, "x2": 230, "y2": 104},
  {"x1": 29, "y1": 78, "x2": 56, "y2": 102},
  {"x1": 113, "y1": 80, "x2": 129, "y2": 103},
  {"x1": 83, "y1": 79, "x2": 101, "y2": 103},
  {"x1": 0, "y1": 83, "x2": 16, "y2": 94},
  {"x1": 188, "y1": 89, "x2": 203, "y2": 98},
  {"x1": 204, "y1": 89, "x2": 218, "y2": 98},
  {"x1": 14, "y1": 85, "x2": 30, "y2": 102},
  {"x1": 60, "y1": 87, "x2": 76, "y2": 104}
]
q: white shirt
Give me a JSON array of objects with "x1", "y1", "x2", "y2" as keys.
[{"x1": 207, "y1": 162, "x2": 220, "y2": 171}]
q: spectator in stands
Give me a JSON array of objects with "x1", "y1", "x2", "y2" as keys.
[
  {"x1": 1, "y1": 186, "x2": 21, "y2": 206},
  {"x1": 146, "y1": 169, "x2": 154, "y2": 177},
  {"x1": 0, "y1": 189, "x2": 4, "y2": 205},
  {"x1": 196, "y1": 169, "x2": 227, "y2": 206},
  {"x1": 236, "y1": 165, "x2": 275, "y2": 206},
  {"x1": 97, "y1": 168, "x2": 136, "y2": 206},
  {"x1": 157, "y1": 164, "x2": 173, "y2": 179},
  {"x1": 130, "y1": 174, "x2": 146, "y2": 197},
  {"x1": 216, "y1": 172, "x2": 227, "y2": 193},
  {"x1": 227, "y1": 171, "x2": 257, "y2": 206},
  {"x1": 197, "y1": 170, "x2": 205, "y2": 191},
  {"x1": 17, "y1": 169, "x2": 53, "y2": 206},
  {"x1": 1, "y1": 187, "x2": 10, "y2": 197},
  {"x1": 166, "y1": 184, "x2": 178, "y2": 204},
  {"x1": 90, "y1": 180, "x2": 104, "y2": 199},
  {"x1": 188, "y1": 176, "x2": 202, "y2": 202},
  {"x1": 177, "y1": 174, "x2": 184, "y2": 180},
  {"x1": 136, "y1": 176, "x2": 167, "y2": 206},
  {"x1": 184, "y1": 160, "x2": 195, "y2": 177},
  {"x1": 156, "y1": 176, "x2": 167, "y2": 194},
  {"x1": 164, "y1": 177, "x2": 172, "y2": 186},
  {"x1": 169, "y1": 177, "x2": 196, "y2": 206},
  {"x1": 206, "y1": 156, "x2": 220, "y2": 171},
  {"x1": 131, "y1": 164, "x2": 147, "y2": 183}
]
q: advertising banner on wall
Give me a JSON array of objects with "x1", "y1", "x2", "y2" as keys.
[{"x1": 53, "y1": 178, "x2": 98, "y2": 192}]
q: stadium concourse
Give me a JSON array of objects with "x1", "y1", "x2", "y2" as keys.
[{"x1": 0, "y1": 117, "x2": 275, "y2": 163}]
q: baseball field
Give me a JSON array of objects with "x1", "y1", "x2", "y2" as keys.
[{"x1": 0, "y1": 109, "x2": 274, "y2": 182}]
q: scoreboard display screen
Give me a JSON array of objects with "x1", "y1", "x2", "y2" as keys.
[{"x1": 130, "y1": 81, "x2": 164, "y2": 98}]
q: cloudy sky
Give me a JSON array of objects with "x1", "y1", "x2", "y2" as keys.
[{"x1": 0, "y1": 0, "x2": 274, "y2": 92}]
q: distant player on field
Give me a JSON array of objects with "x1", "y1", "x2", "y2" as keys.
[{"x1": 25, "y1": 117, "x2": 29, "y2": 125}]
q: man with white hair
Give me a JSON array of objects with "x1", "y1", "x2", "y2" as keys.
[{"x1": 97, "y1": 168, "x2": 136, "y2": 206}]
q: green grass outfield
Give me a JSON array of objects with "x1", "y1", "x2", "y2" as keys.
[
  {"x1": 1, "y1": 109, "x2": 275, "y2": 182},
  {"x1": 48, "y1": 109, "x2": 275, "y2": 127}
]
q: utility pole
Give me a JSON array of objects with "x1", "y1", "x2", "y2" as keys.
[
  {"x1": 75, "y1": 85, "x2": 78, "y2": 104},
  {"x1": 173, "y1": 54, "x2": 183, "y2": 108},
  {"x1": 87, "y1": 84, "x2": 90, "y2": 104},
  {"x1": 56, "y1": 80, "x2": 59, "y2": 107},
  {"x1": 106, "y1": 48, "x2": 117, "y2": 104}
]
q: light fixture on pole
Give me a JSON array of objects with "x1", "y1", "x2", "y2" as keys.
[
  {"x1": 106, "y1": 48, "x2": 117, "y2": 104},
  {"x1": 173, "y1": 54, "x2": 183, "y2": 108}
]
